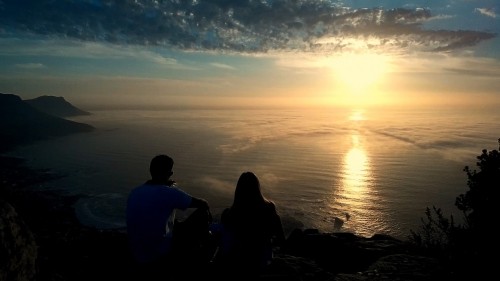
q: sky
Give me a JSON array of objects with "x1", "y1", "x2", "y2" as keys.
[{"x1": 1, "y1": 0, "x2": 499, "y2": 109}]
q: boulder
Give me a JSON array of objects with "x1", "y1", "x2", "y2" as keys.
[{"x1": 0, "y1": 199, "x2": 37, "y2": 281}]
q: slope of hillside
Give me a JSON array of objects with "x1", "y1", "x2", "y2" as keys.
[
  {"x1": 24, "y1": 95, "x2": 91, "y2": 117},
  {"x1": 0, "y1": 93, "x2": 94, "y2": 152}
]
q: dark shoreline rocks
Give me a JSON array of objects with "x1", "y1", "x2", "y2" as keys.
[
  {"x1": 0, "y1": 155, "x2": 448, "y2": 281},
  {"x1": 0, "y1": 155, "x2": 133, "y2": 281},
  {"x1": 0, "y1": 198, "x2": 37, "y2": 281}
]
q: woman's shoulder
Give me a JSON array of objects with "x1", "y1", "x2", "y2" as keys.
[{"x1": 264, "y1": 200, "x2": 277, "y2": 212}]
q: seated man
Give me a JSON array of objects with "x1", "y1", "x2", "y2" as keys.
[{"x1": 126, "y1": 154, "x2": 212, "y2": 276}]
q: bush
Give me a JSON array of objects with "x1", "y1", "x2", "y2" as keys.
[
  {"x1": 456, "y1": 139, "x2": 500, "y2": 233},
  {"x1": 408, "y1": 206, "x2": 455, "y2": 252},
  {"x1": 409, "y1": 138, "x2": 500, "y2": 276}
]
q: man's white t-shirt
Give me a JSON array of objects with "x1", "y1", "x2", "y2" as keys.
[{"x1": 126, "y1": 183, "x2": 192, "y2": 263}]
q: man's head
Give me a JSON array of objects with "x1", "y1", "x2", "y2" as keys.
[{"x1": 149, "y1": 154, "x2": 174, "y2": 181}]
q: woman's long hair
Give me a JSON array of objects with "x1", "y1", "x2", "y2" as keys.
[{"x1": 231, "y1": 172, "x2": 270, "y2": 211}]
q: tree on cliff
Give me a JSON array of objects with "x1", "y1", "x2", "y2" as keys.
[
  {"x1": 410, "y1": 138, "x2": 500, "y2": 278},
  {"x1": 456, "y1": 139, "x2": 500, "y2": 235}
]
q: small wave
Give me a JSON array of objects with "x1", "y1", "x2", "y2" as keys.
[{"x1": 74, "y1": 193, "x2": 127, "y2": 229}]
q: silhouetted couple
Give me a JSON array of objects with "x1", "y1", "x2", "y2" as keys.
[{"x1": 126, "y1": 154, "x2": 285, "y2": 279}]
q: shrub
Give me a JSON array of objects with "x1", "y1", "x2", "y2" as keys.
[{"x1": 409, "y1": 138, "x2": 500, "y2": 276}]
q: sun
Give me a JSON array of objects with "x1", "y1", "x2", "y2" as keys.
[{"x1": 330, "y1": 53, "x2": 389, "y2": 96}]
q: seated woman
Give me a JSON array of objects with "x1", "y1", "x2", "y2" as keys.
[{"x1": 214, "y1": 171, "x2": 286, "y2": 276}]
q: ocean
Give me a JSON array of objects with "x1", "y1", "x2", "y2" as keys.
[{"x1": 6, "y1": 106, "x2": 500, "y2": 240}]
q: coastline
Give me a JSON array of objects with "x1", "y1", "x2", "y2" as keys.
[{"x1": 0, "y1": 155, "x2": 131, "y2": 281}]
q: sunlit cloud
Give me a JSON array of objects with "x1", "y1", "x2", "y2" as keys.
[
  {"x1": 475, "y1": 8, "x2": 497, "y2": 18},
  {"x1": 210, "y1": 63, "x2": 236, "y2": 70},
  {"x1": 395, "y1": 53, "x2": 500, "y2": 78},
  {"x1": 1, "y1": 1, "x2": 499, "y2": 110},
  {"x1": 0, "y1": 37, "x2": 194, "y2": 70},
  {"x1": 141, "y1": 51, "x2": 178, "y2": 66},
  {"x1": 0, "y1": 0, "x2": 495, "y2": 55},
  {"x1": 443, "y1": 60, "x2": 500, "y2": 78},
  {"x1": 425, "y1": 14, "x2": 455, "y2": 22},
  {"x1": 14, "y1": 63, "x2": 45, "y2": 69}
]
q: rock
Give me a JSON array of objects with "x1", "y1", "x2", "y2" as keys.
[
  {"x1": 265, "y1": 254, "x2": 334, "y2": 281},
  {"x1": 334, "y1": 254, "x2": 443, "y2": 281},
  {"x1": 0, "y1": 199, "x2": 37, "y2": 281},
  {"x1": 279, "y1": 228, "x2": 446, "y2": 279}
]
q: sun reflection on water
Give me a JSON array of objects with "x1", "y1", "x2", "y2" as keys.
[
  {"x1": 348, "y1": 109, "x2": 365, "y2": 121},
  {"x1": 341, "y1": 134, "x2": 371, "y2": 205},
  {"x1": 329, "y1": 111, "x2": 385, "y2": 237},
  {"x1": 344, "y1": 144, "x2": 370, "y2": 194}
]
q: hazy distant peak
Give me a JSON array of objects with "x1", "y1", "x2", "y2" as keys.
[
  {"x1": 24, "y1": 95, "x2": 91, "y2": 118},
  {"x1": 0, "y1": 92, "x2": 94, "y2": 153}
]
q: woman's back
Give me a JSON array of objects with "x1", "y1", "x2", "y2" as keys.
[
  {"x1": 214, "y1": 171, "x2": 285, "y2": 275},
  {"x1": 217, "y1": 200, "x2": 284, "y2": 272}
]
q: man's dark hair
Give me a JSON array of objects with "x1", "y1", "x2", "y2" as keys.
[{"x1": 149, "y1": 154, "x2": 174, "y2": 179}]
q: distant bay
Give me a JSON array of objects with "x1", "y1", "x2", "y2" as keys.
[{"x1": 6, "y1": 106, "x2": 500, "y2": 240}]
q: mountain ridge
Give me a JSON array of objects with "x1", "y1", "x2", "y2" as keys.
[
  {"x1": 0, "y1": 93, "x2": 94, "y2": 153},
  {"x1": 24, "y1": 95, "x2": 91, "y2": 117}
]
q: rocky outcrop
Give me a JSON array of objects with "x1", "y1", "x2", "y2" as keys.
[
  {"x1": 275, "y1": 229, "x2": 445, "y2": 280},
  {"x1": 0, "y1": 200, "x2": 37, "y2": 281},
  {"x1": 334, "y1": 254, "x2": 442, "y2": 281}
]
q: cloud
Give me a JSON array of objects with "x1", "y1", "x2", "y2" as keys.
[
  {"x1": 15, "y1": 63, "x2": 45, "y2": 69},
  {"x1": 0, "y1": 1, "x2": 496, "y2": 54},
  {"x1": 210, "y1": 62, "x2": 236, "y2": 70},
  {"x1": 475, "y1": 8, "x2": 497, "y2": 18},
  {"x1": 443, "y1": 57, "x2": 500, "y2": 77},
  {"x1": 0, "y1": 37, "x2": 196, "y2": 70}
]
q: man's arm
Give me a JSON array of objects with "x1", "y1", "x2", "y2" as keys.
[{"x1": 189, "y1": 196, "x2": 209, "y2": 210}]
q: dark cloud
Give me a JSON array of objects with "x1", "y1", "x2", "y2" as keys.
[{"x1": 0, "y1": 0, "x2": 495, "y2": 53}]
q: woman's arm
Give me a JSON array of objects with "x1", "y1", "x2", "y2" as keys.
[
  {"x1": 268, "y1": 202, "x2": 286, "y2": 245},
  {"x1": 272, "y1": 213, "x2": 286, "y2": 245}
]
